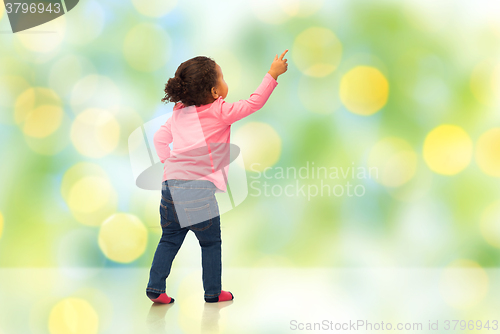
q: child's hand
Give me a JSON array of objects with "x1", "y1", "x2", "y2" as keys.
[{"x1": 268, "y1": 49, "x2": 289, "y2": 81}]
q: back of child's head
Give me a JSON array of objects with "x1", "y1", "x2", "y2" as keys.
[{"x1": 162, "y1": 56, "x2": 218, "y2": 107}]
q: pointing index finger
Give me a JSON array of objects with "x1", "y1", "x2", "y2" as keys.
[{"x1": 279, "y1": 49, "x2": 289, "y2": 60}]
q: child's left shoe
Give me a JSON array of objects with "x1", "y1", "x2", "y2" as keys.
[{"x1": 147, "y1": 291, "x2": 175, "y2": 304}]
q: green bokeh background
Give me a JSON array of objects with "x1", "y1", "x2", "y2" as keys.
[{"x1": 0, "y1": 0, "x2": 499, "y2": 271}]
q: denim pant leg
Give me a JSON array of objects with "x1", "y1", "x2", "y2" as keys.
[
  {"x1": 170, "y1": 179, "x2": 223, "y2": 299},
  {"x1": 189, "y1": 214, "x2": 222, "y2": 299},
  {"x1": 146, "y1": 186, "x2": 188, "y2": 294}
]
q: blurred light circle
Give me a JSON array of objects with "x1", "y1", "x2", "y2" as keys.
[
  {"x1": 14, "y1": 87, "x2": 67, "y2": 151},
  {"x1": 368, "y1": 137, "x2": 417, "y2": 187},
  {"x1": 233, "y1": 122, "x2": 282, "y2": 172},
  {"x1": 440, "y1": 259, "x2": 488, "y2": 309},
  {"x1": 68, "y1": 177, "x2": 112, "y2": 215},
  {"x1": 69, "y1": 288, "x2": 112, "y2": 330},
  {"x1": 298, "y1": 75, "x2": 340, "y2": 114},
  {"x1": 14, "y1": 87, "x2": 61, "y2": 125},
  {"x1": 70, "y1": 75, "x2": 121, "y2": 114},
  {"x1": 61, "y1": 163, "x2": 108, "y2": 200},
  {"x1": 250, "y1": 0, "x2": 290, "y2": 24},
  {"x1": 293, "y1": 27, "x2": 342, "y2": 77},
  {"x1": 17, "y1": 16, "x2": 66, "y2": 53},
  {"x1": 278, "y1": 0, "x2": 324, "y2": 17},
  {"x1": 480, "y1": 200, "x2": 500, "y2": 249},
  {"x1": 65, "y1": 0, "x2": 104, "y2": 46},
  {"x1": 423, "y1": 124, "x2": 472, "y2": 175},
  {"x1": 23, "y1": 105, "x2": 63, "y2": 138},
  {"x1": 123, "y1": 23, "x2": 171, "y2": 72},
  {"x1": 98, "y1": 213, "x2": 148, "y2": 263},
  {"x1": 470, "y1": 59, "x2": 500, "y2": 106},
  {"x1": 132, "y1": 0, "x2": 177, "y2": 17},
  {"x1": 70, "y1": 108, "x2": 120, "y2": 158},
  {"x1": 0, "y1": 76, "x2": 30, "y2": 111},
  {"x1": 340, "y1": 66, "x2": 389, "y2": 115},
  {"x1": 49, "y1": 55, "x2": 96, "y2": 99},
  {"x1": 48, "y1": 298, "x2": 99, "y2": 334},
  {"x1": 61, "y1": 163, "x2": 118, "y2": 226},
  {"x1": 475, "y1": 128, "x2": 500, "y2": 177},
  {"x1": 0, "y1": 211, "x2": 3, "y2": 239}
]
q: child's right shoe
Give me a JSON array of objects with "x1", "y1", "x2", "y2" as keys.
[{"x1": 205, "y1": 290, "x2": 234, "y2": 303}]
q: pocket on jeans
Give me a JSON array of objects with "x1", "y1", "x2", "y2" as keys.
[
  {"x1": 159, "y1": 203, "x2": 172, "y2": 227},
  {"x1": 185, "y1": 203, "x2": 212, "y2": 231}
]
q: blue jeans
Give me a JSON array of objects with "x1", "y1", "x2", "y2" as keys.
[{"x1": 146, "y1": 179, "x2": 222, "y2": 299}]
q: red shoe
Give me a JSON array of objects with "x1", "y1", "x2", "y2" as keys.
[
  {"x1": 148, "y1": 292, "x2": 174, "y2": 304},
  {"x1": 205, "y1": 290, "x2": 234, "y2": 303}
]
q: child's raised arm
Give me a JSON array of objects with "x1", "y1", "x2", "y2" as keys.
[{"x1": 218, "y1": 50, "x2": 288, "y2": 125}]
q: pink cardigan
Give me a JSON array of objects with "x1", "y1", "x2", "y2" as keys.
[{"x1": 153, "y1": 73, "x2": 278, "y2": 192}]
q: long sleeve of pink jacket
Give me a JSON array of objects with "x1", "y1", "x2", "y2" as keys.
[
  {"x1": 218, "y1": 73, "x2": 278, "y2": 125},
  {"x1": 153, "y1": 116, "x2": 173, "y2": 164}
]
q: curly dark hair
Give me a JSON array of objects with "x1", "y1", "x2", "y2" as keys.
[{"x1": 161, "y1": 56, "x2": 218, "y2": 107}]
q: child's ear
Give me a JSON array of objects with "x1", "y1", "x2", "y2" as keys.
[{"x1": 211, "y1": 87, "x2": 218, "y2": 99}]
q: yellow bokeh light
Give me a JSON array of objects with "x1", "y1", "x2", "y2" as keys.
[
  {"x1": 123, "y1": 23, "x2": 170, "y2": 72},
  {"x1": 61, "y1": 163, "x2": 118, "y2": 226},
  {"x1": 0, "y1": 1, "x2": 4, "y2": 21},
  {"x1": 70, "y1": 108, "x2": 120, "y2": 158},
  {"x1": 340, "y1": 66, "x2": 389, "y2": 115},
  {"x1": 232, "y1": 122, "x2": 282, "y2": 172},
  {"x1": 475, "y1": 128, "x2": 500, "y2": 177},
  {"x1": 423, "y1": 124, "x2": 472, "y2": 175},
  {"x1": 14, "y1": 87, "x2": 65, "y2": 149},
  {"x1": 48, "y1": 298, "x2": 99, "y2": 334},
  {"x1": 61, "y1": 163, "x2": 108, "y2": 200},
  {"x1": 14, "y1": 87, "x2": 61, "y2": 125},
  {"x1": 440, "y1": 259, "x2": 488, "y2": 309},
  {"x1": 470, "y1": 58, "x2": 500, "y2": 106},
  {"x1": 368, "y1": 137, "x2": 418, "y2": 188},
  {"x1": 132, "y1": 0, "x2": 177, "y2": 17},
  {"x1": 22, "y1": 105, "x2": 63, "y2": 138},
  {"x1": 68, "y1": 177, "x2": 112, "y2": 215},
  {"x1": 17, "y1": 16, "x2": 66, "y2": 53},
  {"x1": 98, "y1": 213, "x2": 148, "y2": 263},
  {"x1": 480, "y1": 200, "x2": 500, "y2": 249},
  {"x1": 293, "y1": 27, "x2": 342, "y2": 77},
  {"x1": 278, "y1": 0, "x2": 324, "y2": 17},
  {"x1": 0, "y1": 211, "x2": 3, "y2": 239}
]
